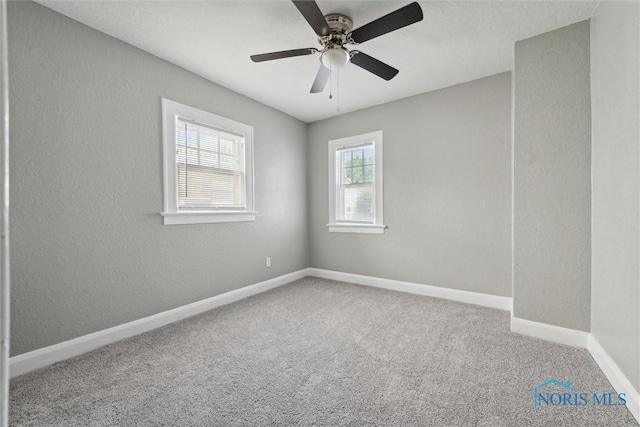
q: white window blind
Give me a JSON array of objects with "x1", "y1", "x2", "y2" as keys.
[{"x1": 176, "y1": 118, "x2": 246, "y2": 210}]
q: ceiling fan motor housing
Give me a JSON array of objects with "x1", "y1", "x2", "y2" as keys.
[
  {"x1": 324, "y1": 14, "x2": 353, "y2": 34},
  {"x1": 318, "y1": 14, "x2": 353, "y2": 68}
]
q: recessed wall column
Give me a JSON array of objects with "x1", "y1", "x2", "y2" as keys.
[
  {"x1": 590, "y1": 1, "x2": 640, "y2": 393},
  {"x1": 512, "y1": 21, "x2": 591, "y2": 331}
]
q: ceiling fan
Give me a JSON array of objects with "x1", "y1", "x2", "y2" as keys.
[{"x1": 250, "y1": 1, "x2": 424, "y2": 93}]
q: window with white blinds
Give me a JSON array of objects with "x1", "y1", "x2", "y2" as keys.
[
  {"x1": 161, "y1": 99, "x2": 255, "y2": 225},
  {"x1": 176, "y1": 119, "x2": 246, "y2": 210},
  {"x1": 328, "y1": 131, "x2": 385, "y2": 234},
  {"x1": 337, "y1": 144, "x2": 375, "y2": 223}
]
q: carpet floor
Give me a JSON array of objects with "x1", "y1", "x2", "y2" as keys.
[{"x1": 9, "y1": 277, "x2": 638, "y2": 426}]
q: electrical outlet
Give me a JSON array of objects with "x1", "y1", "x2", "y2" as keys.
[{"x1": 266, "y1": 257, "x2": 271, "y2": 268}]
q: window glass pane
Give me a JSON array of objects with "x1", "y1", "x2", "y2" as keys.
[
  {"x1": 186, "y1": 148, "x2": 198, "y2": 165},
  {"x1": 342, "y1": 167, "x2": 352, "y2": 184},
  {"x1": 363, "y1": 147, "x2": 374, "y2": 165},
  {"x1": 200, "y1": 151, "x2": 217, "y2": 168},
  {"x1": 200, "y1": 133, "x2": 217, "y2": 152},
  {"x1": 219, "y1": 155, "x2": 234, "y2": 170},
  {"x1": 220, "y1": 139, "x2": 234, "y2": 155},
  {"x1": 176, "y1": 127, "x2": 186, "y2": 146},
  {"x1": 177, "y1": 147, "x2": 186, "y2": 164},
  {"x1": 342, "y1": 151, "x2": 352, "y2": 166},
  {"x1": 235, "y1": 142, "x2": 245, "y2": 173},
  {"x1": 352, "y1": 166, "x2": 363, "y2": 183},
  {"x1": 364, "y1": 164, "x2": 374, "y2": 183},
  {"x1": 186, "y1": 129, "x2": 198, "y2": 147},
  {"x1": 352, "y1": 149, "x2": 363, "y2": 166},
  {"x1": 341, "y1": 185, "x2": 374, "y2": 222}
]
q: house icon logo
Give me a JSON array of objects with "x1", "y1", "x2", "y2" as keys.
[{"x1": 529, "y1": 379, "x2": 573, "y2": 408}]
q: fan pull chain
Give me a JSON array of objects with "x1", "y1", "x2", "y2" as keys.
[
  {"x1": 337, "y1": 68, "x2": 340, "y2": 112},
  {"x1": 329, "y1": 57, "x2": 333, "y2": 100}
]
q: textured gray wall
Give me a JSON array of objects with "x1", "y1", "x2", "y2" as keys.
[
  {"x1": 308, "y1": 73, "x2": 512, "y2": 297},
  {"x1": 8, "y1": 2, "x2": 308, "y2": 356},
  {"x1": 591, "y1": 2, "x2": 640, "y2": 391},
  {"x1": 512, "y1": 21, "x2": 591, "y2": 331}
]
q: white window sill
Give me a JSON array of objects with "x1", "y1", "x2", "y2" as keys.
[
  {"x1": 161, "y1": 211, "x2": 256, "y2": 225},
  {"x1": 327, "y1": 224, "x2": 387, "y2": 234}
]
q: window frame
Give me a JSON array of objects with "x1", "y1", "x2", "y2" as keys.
[
  {"x1": 327, "y1": 131, "x2": 385, "y2": 234},
  {"x1": 160, "y1": 99, "x2": 255, "y2": 225}
]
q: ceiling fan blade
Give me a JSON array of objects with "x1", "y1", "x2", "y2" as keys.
[
  {"x1": 250, "y1": 48, "x2": 317, "y2": 63},
  {"x1": 349, "y1": 2, "x2": 423, "y2": 44},
  {"x1": 350, "y1": 52, "x2": 399, "y2": 81},
  {"x1": 310, "y1": 65, "x2": 331, "y2": 93},
  {"x1": 292, "y1": 0, "x2": 331, "y2": 37}
]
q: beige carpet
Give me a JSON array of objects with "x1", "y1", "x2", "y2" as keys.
[{"x1": 10, "y1": 277, "x2": 638, "y2": 426}]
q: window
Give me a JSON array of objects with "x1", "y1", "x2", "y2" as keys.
[
  {"x1": 328, "y1": 131, "x2": 385, "y2": 234},
  {"x1": 161, "y1": 99, "x2": 255, "y2": 225}
]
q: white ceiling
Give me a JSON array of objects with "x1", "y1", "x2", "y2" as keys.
[{"x1": 37, "y1": 0, "x2": 598, "y2": 123}]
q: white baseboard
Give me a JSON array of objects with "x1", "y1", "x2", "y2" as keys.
[
  {"x1": 10, "y1": 269, "x2": 309, "y2": 378},
  {"x1": 12, "y1": 266, "x2": 639, "y2": 426},
  {"x1": 308, "y1": 268, "x2": 512, "y2": 311},
  {"x1": 588, "y1": 335, "x2": 640, "y2": 424},
  {"x1": 510, "y1": 317, "x2": 589, "y2": 348}
]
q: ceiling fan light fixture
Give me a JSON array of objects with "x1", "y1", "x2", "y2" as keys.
[{"x1": 321, "y1": 47, "x2": 349, "y2": 69}]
